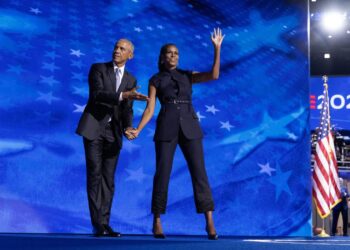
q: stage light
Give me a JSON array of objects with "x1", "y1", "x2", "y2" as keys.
[
  {"x1": 324, "y1": 53, "x2": 331, "y2": 59},
  {"x1": 321, "y1": 11, "x2": 346, "y2": 32}
]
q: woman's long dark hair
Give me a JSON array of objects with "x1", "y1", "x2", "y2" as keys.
[{"x1": 158, "y1": 43, "x2": 177, "y2": 72}]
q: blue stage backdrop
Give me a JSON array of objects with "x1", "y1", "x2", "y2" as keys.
[
  {"x1": 310, "y1": 77, "x2": 350, "y2": 131},
  {"x1": 0, "y1": 0, "x2": 310, "y2": 236}
]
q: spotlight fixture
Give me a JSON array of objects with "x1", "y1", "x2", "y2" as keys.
[{"x1": 321, "y1": 11, "x2": 346, "y2": 33}]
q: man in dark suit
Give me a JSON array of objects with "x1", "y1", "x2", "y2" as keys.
[
  {"x1": 332, "y1": 178, "x2": 349, "y2": 236},
  {"x1": 76, "y1": 39, "x2": 148, "y2": 237}
]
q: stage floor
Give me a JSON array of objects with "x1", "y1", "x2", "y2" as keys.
[{"x1": 2, "y1": 234, "x2": 350, "y2": 250}]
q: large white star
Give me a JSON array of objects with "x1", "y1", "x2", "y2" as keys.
[
  {"x1": 205, "y1": 105, "x2": 220, "y2": 114},
  {"x1": 220, "y1": 121, "x2": 234, "y2": 131},
  {"x1": 70, "y1": 49, "x2": 85, "y2": 57},
  {"x1": 258, "y1": 162, "x2": 276, "y2": 176},
  {"x1": 221, "y1": 107, "x2": 306, "y2": 164}
]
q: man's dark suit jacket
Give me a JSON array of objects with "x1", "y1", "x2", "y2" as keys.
[{"x1": 76, "y1": 61, "x2": 136, "y2": 147}]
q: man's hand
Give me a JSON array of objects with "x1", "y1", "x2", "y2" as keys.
[
  {"x1": 125, "y1": 127, "x2": 136, "y2": 140},
  {"x1": 129, "y1": 128, "x2": 140, "y2": 138},
  {"x1": 122, "y1": 86, "x2": 149, "y2": 101}
]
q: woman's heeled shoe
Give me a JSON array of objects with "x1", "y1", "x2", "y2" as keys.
[
  {"x1": 153, "y1": 233, "x2": 166, "y2": 239},
  {"x1": 152, "y1": 228, "x2": 166, "y2": 239},
  {"x1": 207, "y1": 233, "x2": 218, "y2": 240},
  {"x1": 206, "y1": 227, "x2": 218, "y2": 240}
]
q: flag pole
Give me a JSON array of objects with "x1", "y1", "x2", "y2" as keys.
[
  {"x1": 316, "y1": 218, "x2": 330, "y2": 237},
  {"x1": 315, "y1": 75, "x2": 331, "y2": 238},
  {"x1": 323, "y1": 75, "x2": 330, "y2": 131}
]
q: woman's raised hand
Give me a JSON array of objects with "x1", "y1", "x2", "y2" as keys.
[{"x1": 211, "y1": 28, "x2": 225, "y2": 48}]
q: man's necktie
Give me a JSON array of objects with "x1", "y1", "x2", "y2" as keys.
[
  {"x1": 116, "y1": 68, "x2": 122, "y2": 92},
  {"x1": 108, "y1": 68, "x2": 122, "y2": 123}
]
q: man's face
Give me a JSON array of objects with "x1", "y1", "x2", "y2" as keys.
[
  {"x1": 162, "y1": 45, "x2": 179, "y2": 70},
  {"x1": 113, "y1": 40, "x2": 133, "y2": 66}
]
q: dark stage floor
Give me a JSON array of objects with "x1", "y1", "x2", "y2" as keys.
[{"x1": 2, "y1": 234, "x2": 350, "y2": 250}]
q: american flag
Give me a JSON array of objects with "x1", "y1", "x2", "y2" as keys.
[{"x1": 312, "y1": 80, "x2": 341, "y2": 218}]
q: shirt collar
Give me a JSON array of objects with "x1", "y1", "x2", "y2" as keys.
[{"x1": 113, "y1": 63, "x2": 125, "y2": 75}]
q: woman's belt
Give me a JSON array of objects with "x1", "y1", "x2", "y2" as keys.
[{"x1": 163, "y1": 99, "x2": 191, "y2": 104}]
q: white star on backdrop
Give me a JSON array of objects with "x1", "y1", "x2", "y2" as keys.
[
  {"x1": 205, "y1": 105, "x2": 220, "y2": 114},
  {"x1": 7, "y1": 65, "x2": 24, "y2": 75},
  {"x1": 287, "y1": 132, "x2": 298, "y2": 141},
  {"x1": 125, "y1": 167, "x2": 149, "y2": 183},
  {"x1": 30, "y1": 7, "x2": 42, "y2": 14},
  {"x1": 73, "y1": 104, "x2": 86, "y2": 113},
  {"x1": 70, "y1": 49, "x2": 85, "y2": 57},
  {"x1": 36, "y1": 91, "x2": 60, "y2": 104},
  {"x1": 220, "y1": 121, "x2": 234, "y2": 131},
  {"x1": 196, "y1": 111, "x2": 206, "y2": 122},
  {"x1": 40, "y1": 76, "x2": 59, "y2": 86},
  {"x1": 258, "y1": 162, "x2": 276, "y2": 176}
]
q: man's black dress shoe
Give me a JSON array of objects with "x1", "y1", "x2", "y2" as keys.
[
  {"x1": 103, "y1": 224, "x2": 121, "y2": 237},
  {"x1": 93, "y1": 225, "x2": 109, "y2": 237}
]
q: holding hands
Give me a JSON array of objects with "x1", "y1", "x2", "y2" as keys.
[
  {"x1": 211, "y1": 28, "x2": 225, "y2": 48},
  {"x1": 124, "y1": 127, "x2": 140, "y2": 140}
]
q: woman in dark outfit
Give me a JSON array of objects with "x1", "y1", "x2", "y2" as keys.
[{"x1": 131, "y1": 28, "x2": 224, "y2": 239}]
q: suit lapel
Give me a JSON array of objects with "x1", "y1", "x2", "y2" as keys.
[
  {"x1": 117, "y1": 70, "x2": 129, "y2": 94},
  {"x1": 107, "y1": 62, "x2": 117, "y2": 92}
]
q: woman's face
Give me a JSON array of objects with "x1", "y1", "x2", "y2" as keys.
[{"x1": 162, "y1": 45, "x2": 179, "y2": 70}]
